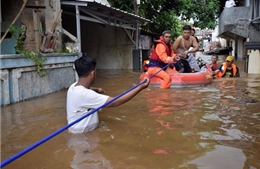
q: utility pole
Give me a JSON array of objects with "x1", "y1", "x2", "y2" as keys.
[
  {"x1": 134, "y1": 0, "x2": 141, "y2": 69},
  {"x1": 134, "y1": 0, "x2": 140, "y2": 49},
  {"x1": 134, "y1": 0, "x2": 139, "y2": 15}
]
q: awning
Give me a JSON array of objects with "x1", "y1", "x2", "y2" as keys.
[
  {"x1": 250, "y1": 17, "x2": 260, "y2": 30},
  {"x1": 61, "y1": 0, "x2": 151, "y2": 52},
  {"x1": 61, "y1": 0, "x2": 150, "y2": 30}
]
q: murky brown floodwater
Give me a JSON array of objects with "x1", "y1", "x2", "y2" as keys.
[{"x1": 1, "y1": 54, "x2": 260, "y2": 169}]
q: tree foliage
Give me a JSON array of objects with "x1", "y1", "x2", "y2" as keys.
[
  {"x1": 179, "y1": 0, "x2": 220, "y2": 29},
  {"x1": 108, "y1": 0, "x2": 220, "y2": 38}
]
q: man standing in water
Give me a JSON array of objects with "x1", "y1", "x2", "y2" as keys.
[
  {"x1": 172, "y1": 25, "x2": 200, "y2": 72},
  {"x1": 214, "y1": 55, "x2": 240, "y2": 78},
  {"x1": 66, "y1": 54, "x2": 150, "y2": 133}
]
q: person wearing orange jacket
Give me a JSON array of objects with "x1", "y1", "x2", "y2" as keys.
[
  {"x1": 214, "y1": 56, "x2": 240, "y2": 78},
  {"x1": 147, "y1": 30, "x2": 181, "y2": 89}
]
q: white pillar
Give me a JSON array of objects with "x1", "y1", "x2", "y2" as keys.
[
  {"x1": 248, "y1": 50, "x2": 260, "y2": 74},
  {"x1": 0, "y1": 70, "x2": 10, "y2": 105},
  {"x1": 76, "y1": 5, "x2": 81, "y2": 53},
  {"x1": 12, "y1": 69, "x2": 22, "y2": 103},
  {"x1": 237, "y1": 37, "x2": 244, "y2": 59},
  {"x1": 231, "y1": 39, "x2": 235, "y2": 56}
]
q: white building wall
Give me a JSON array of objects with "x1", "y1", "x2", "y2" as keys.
[
  {"x1": 248, "y1": 50, "x2": 260, "y2": 74},
  {"x1": 219, "y1": 38, "x2": 227, "y2": 47},
  {"x1": 212, "y1": 32, "x2": 217, "y2": 42},
  {"x1": 245, "y1": 0, "x2": 250, "y2": 6},
  {"x1": 231, "y1": 39, "x2": 235, "y2": 56}
]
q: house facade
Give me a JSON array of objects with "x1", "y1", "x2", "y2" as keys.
[
  {"x1": 0, "y1": 0, "x2": 150, "y2": 106},
  {"x1": 217, "y1": 0, "x2": 260, "y2": 74}
]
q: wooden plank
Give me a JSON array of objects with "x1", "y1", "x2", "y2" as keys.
[
  {"x1": 0, "y1": 0, "x2": 28, "y2": 44},
  {"x1": 26, "y1": 5, "x2": 46, "y2": 9},
  {"x1": 32, "y1": 1, "x2": 41, "y2": 52},
  {"x1": 42, "y1": 9, "x2": 62, "y2": 51}
]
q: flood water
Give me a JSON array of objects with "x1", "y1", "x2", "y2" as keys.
[{"x1": 1, "y1": 54, "x2": 260, "y2": 169}]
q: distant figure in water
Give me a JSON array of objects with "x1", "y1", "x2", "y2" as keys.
[
  {"x1": 214, "y1": 55, "x2": 240, "y2": 78},
  {"x1": 209, "y1": 54, "x2": 220, "y2": 76}
]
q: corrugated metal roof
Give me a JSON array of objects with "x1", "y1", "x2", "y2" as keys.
[{"x1": 61, "y1": 0, "x2": 150, "y2": 30}]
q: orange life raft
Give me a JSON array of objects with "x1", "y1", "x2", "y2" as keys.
[{"x1": 140, "y1": 65, "x2": 213, "y2": 88}]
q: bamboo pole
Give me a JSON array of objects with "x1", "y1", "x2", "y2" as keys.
[{"x1": 0, "y1": 0, "x2": 28, "y2": 44}]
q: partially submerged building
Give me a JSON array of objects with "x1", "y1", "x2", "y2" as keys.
[
  {"x1": 0, "y1": 0, "x2": 151, "y2": 106},
  {"x1": 217, "y1": 0, "x2": 260, "y2": 74}
]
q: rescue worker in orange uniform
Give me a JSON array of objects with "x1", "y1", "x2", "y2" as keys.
[
  {"x1": 147, "y1": 30, "x2": 181, "y2": 89},
  {"x1": 214, "y1": 56, "x2": 240, "y2": 78}
]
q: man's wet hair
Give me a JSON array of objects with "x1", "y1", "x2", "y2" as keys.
[
  {"x1": 74, "y1": 53, "x2": 96, "y2": 77},
  {"x1": 183, "y1": 25, "x2": 192, "y2": 31},
  {"x1": 162, "y1": 30, "x2": 171, "y2": 36},
  {"x1": 212, "y1": 54, "x2": 218, "y2": 60}
]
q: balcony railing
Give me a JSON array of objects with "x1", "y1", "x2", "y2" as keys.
[{"x1": 218, "y1": 6, "x2": 251, "y2": 39}]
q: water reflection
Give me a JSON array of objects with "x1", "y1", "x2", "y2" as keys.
[
  {"x1": 1, "y1": 58, "x2": 260, "y2": 168},
  {"x1": 145, "y1": 89, "x2": 199, "y2": 133},
  {"x1": 186, "y1": 145, "x2": 247, "y2": 169},
  {"x1": 67, "y1": 132, "x2": 112, "y2": 169}
]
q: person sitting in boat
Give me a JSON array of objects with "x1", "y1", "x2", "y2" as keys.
[
  {"x1": 209, "y1": 54, "x2": 220, "y2": 76},
  {"x1": 191, "y1": 27, "x2": 199, "y2": 43},
  {"x1": 142, "y1": 58, "x2": 149, "y2": 72},
  {"x1": 196, "y1": 57, "x2": 207, "y2": 69},
  {"x1": 173, "y1": 25, "x2": 200, "y2": 73},
  {"x1": 214, "y1": 56, "x2": 240, "y2": 78},
  {"x1": 147, "y1": 30, "x2": 180, "y2": 89}
]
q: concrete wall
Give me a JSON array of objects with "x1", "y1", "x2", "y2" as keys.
[
  {"x1": 83, "y1": 22, "x2": 133, "y2": 69},
  {"x1": 218, "y1": 2, "x2": 260, "y2": 74},
  {"x1": 62, "y1": 14, "x2": 135, "y2": 69},
  {"x1": 0, "y1": 0, "x2": 140, "y2": 107},
  {"x1": 248, "y1": 25, "x2": 260, "y2": 42},
  {"x1": 218, "y1": 4, "x2": 260, "y2": 42},
  {"x1": 237, "y1": 37, "x2": 244, "y2": 58},
  {"x1": 0, "y1": 54, "x2": 78, "y2": 106},
  {"x1": 219, "y1": 6, "x2": 251, "y2": 37}
]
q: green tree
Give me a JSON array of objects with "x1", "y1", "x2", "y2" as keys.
[
  {"x1": 108, "y1": 0, "x2": 220, "y2": 37},
  {"x1": 179, "y1": 0, "x2": 220, "y2": 29}
]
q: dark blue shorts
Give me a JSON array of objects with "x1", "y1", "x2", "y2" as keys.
[
  {"x1": 174, "y1": 59, "x2": 192, "y2": 73},
  {"x1": 174, "y1": 60, "x2": 184, "y2": 71}
]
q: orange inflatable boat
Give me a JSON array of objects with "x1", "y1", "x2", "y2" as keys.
[{"x1": 140, "y1": 65, "x2": 213, "y2": 88}]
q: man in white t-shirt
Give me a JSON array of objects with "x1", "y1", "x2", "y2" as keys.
[
  {"x1": 67, "y1": 54, "x2": 150, "y2": 133},
  {"x1": 225, "y1": 0, "x2": 236, "y2": 8}
]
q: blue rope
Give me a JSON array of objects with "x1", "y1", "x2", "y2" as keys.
[
  {"x1": 0, "y1": 59, "x2": 177, "y2": 168},
  {"x1": 148, "y1": 57, "x2": 179, "y2": 79}
]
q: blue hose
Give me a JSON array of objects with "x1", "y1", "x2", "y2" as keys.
[{"x1": 0, "y1": 59, "x2": 176, "y2": 168}]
